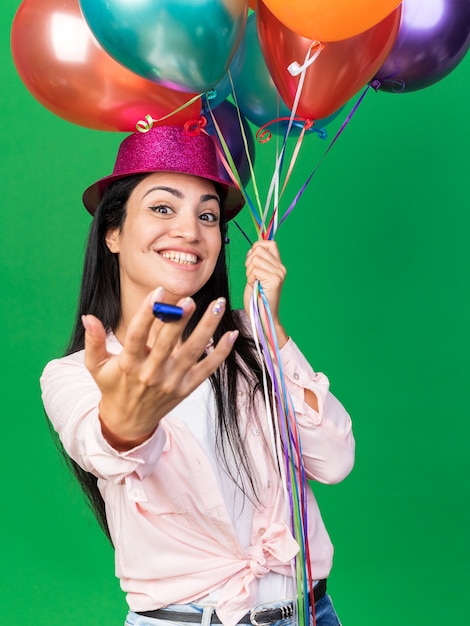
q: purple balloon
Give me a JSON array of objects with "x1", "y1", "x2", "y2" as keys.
[
  {"x1": 374, "y1": 0, "x2": 470, "y2": 92},
  {"x1": 202, "y1": 99, "x2": 255, "y2": 188}
]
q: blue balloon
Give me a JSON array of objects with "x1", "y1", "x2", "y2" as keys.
[
  {"x1": 79, "y1": 0, "x2": 249, "y2": 93},
  {"x1": 205, "y1": 35, "x2": 247, "y2": 108}
]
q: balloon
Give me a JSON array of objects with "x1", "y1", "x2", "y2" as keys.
[
  {"x1": 262, "y1": 0, "x2": 402, "y2": 42},
  {"x1": 79, "y1": 0, "x2": 249, "y2": 94},
  {"x1": 233, "y1": 14, "x2": 344, "y2": 134},
  {"x1": 10, "y1": 0, "x2": 201, "y2": 131},
  {"x1": 257, "y1": 0, "x2": 402, "y2": 121},
  {"x1": 205, "y1": 31, "x2": 247, "y2": 109},
  {"x1": 203, "y1": 99, "x2": 255, "y2": 187},
  {"x1": 374, "y1": 0, "x2": 470, "y2": 92}
]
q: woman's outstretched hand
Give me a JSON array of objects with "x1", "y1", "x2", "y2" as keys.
[
  {"x1": 82, "y1": 287, "x2": 238, "y2": 451},
  {"x1": 244, "y1": 240, "x2": 288, "y2": 348}
]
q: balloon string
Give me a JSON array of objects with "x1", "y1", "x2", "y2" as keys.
[
  {"x1": 265, "y1": 120, "x2": 313, "y2": 241},
  {"x1": 278, "y1": 121, "x2": 313, "y2": 198},
  {"x1": 249, "y1": 282, "x2": 314, "y2": 626},
  {"x1": 288, "y1": 43, "x2": 324, "y2": 76},
  {"x1": 218, "y1": 73, "x2": 268, "y2": 241},
  {"x1": 227, "y1": 70, "x2": 264, "y2": 222},
  {"x1": 202, "y1": 101, "x2": 262, "y2": 233},
  {"x1": 276, "y1": 80, "x2": 380, "y2": 231},
  {"x1": 256, "y1": 118, "x2": 327, "y2": 143},
  {"x1": 196, "y1": 44, "x2": 365, "y2": 626},
  {"x1": 261, "y1": 42, "x2": 322, "y2": 239},
  {"x1": 241, "y1": 48, "x2": 325, "y2": 621},
  {"x1": 135, "y1": 93, "x2": 202, "y2": 132},
  {"x1": 256, "y1": 116, "x2": 310, "y2": 143},
  {"x1": 233, "y1": 220, "x2": 254, "y2": 246}
]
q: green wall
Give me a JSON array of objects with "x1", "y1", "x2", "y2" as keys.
[{"x1": 1, "y1": 2, "x2": 469, "y2": 624}]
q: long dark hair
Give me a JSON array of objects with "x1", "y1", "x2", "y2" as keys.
[{"x1": 60, "y1": 174, "x2": 267, "y2": 540}]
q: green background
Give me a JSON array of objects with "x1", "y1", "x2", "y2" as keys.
[{"x1": 1, "y1": 1, "x2": 469, "y2": 624}]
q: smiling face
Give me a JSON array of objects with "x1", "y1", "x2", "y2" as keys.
[{"x1": 105, "y1": 172, "x2": 223, "y2": 314}]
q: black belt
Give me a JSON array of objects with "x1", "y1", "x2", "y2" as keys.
[{"x1": 137, "y1": 578, "x2": 327, "y2": 625}]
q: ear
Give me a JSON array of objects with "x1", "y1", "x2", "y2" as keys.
[{"x1": 105, "y1": 228, "x2": 121, "y2": 253}]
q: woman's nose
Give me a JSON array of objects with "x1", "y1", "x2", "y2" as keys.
[{"x1": 168, "y1": 213, "x2": 199, "y2": 240}]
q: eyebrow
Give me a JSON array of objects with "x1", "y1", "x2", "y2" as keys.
[{"x1": 143, "y1": 185, "x2": 220, "y2": 204}]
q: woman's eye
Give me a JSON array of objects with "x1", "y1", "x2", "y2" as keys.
[
  {"x1": 199, "y1": 212, "x2": 219, "y2": 223},
  {"x1": 149, "y1": 204, "x2": 173, "y2": 215}
]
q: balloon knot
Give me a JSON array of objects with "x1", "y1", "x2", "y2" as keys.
[
  {"x1": 184, "y1": 116, "x2": 208, "y2": 136},
  {"x1": 314, "y1": 127, "x2": 327, "y2": 139},
  {"x1": 370, "y1": 79, "x2": 382, "y2": 92}
]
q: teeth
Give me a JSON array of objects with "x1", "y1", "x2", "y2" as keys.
[{"x1": 161, "y1": 251, "x2": 198, "y2": 265}]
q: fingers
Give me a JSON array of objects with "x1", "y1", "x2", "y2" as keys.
[
  {"x1": 122, "y1": 287, "x2": 195, "y2": 366},
  {"x1": 82, "y1": 314, "x2": 110, "y2": 373},
  {"x1": 247, "y1": 240, "x2": 282, "y2": 261},
  {"x1": 149, "y1": 296, "x2": 197, "y2": 355},
  {"x1": 184, "y1": 329, "x2": 239, "y2": 391},
  {"x1": 146, "y1": 297, "x2": 227, "y2": 378},
  {"x1": 123, "y1": 287, "x2": 163, "y2": 359},
  {"x1": 137, "y1": 296, "x2": 236, "y2": 398},
  {"x1": 172, "y1": 297, "x2": 228, "y2": 370},
  {"x1": 245, "y1": 241, "x2": 286, "y2": 287},
  {"x1": 90, "y1": 286, "x2": 237, "y2": 402},
  {"x1": 81, "y1": 289, "x2": 239, "y2": 444}
]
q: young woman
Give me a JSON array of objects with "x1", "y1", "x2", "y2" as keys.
[{"x1": 41, "y1": 124, "x2": 355, "y2": 626}]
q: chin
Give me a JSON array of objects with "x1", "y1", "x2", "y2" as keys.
[{"x1": 161, "y1": 284, "x2": 199, "y2": 304}]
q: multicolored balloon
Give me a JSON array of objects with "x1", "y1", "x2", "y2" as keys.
[
  {"x1": 374, "y1": 0, "x2": 470, "y2": 92},
  {"x1": 79, "y1": 0, "x2": 249, "y2": 93},
  {"x1": 257, "y1": 0, "x2": 401, "y2": 122},
  {"x1": 10, "y1": 0, "x2": 201, "y2": 131}
]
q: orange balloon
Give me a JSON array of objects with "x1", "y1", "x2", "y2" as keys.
[
  {"x1": 249, "y1": 1, "x2": 256, "y2": 8},
  {"x1": 262, "y1": 0, "x2": 402, "y2": 42},
  {"x1": 10, "y1": 0, "x2": 202, "y2": 131},
  {"x1": 257, "y1": 0, "x2": 401, "y2": 121}
]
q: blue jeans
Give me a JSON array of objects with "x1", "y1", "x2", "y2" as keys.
[
  {"x1": 125, "y1": 594, "x2": 341, "y2": 626},
  {"x1": 312, "y1": 594, "x2": 342, "y2": 626}
]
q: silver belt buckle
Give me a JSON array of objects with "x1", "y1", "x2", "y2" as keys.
[
  {"x1": 250, "y1": 604, "x2": 293, "y2": 626},
  {"x1": 250, "y1": 608, "x2": 272, "y2": 626}
]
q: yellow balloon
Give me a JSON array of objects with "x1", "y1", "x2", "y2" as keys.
[{"x1": 262, "y1": 0, "x2": 402, "y2": 42}]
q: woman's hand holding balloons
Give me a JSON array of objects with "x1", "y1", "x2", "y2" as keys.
[
  {"x1": 244, "y1": 240, "x2": 288, "y2": 348},
  {"x1": 82, "y1": 288, "x2": 238, "y2": 451},
  {"x1": 244, "y1": 241, "x2": 319, "y2": 411}
]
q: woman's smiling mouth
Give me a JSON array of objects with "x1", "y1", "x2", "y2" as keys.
[{"x1": 159, "y1": 250, "x2": 199, "y2": 265}]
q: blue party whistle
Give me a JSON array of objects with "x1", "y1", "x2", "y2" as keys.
[{"x1": 152, "y1": 302, "x2": 183, "y2": 323}]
